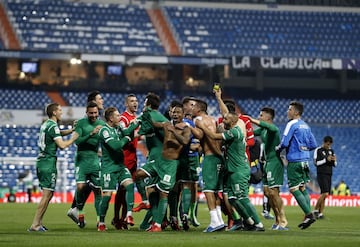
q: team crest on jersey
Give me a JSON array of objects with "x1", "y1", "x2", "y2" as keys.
[
  {"x1": 103, "y1": 130, "x2": 110, "y2": 138},
  {"x1": 226, "y1": 130, "x2": 234, "y2": 137}
]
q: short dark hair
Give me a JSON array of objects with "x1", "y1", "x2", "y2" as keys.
[
  {"x1": 323, "y1": 136, "x2": 333, "y2": 143},
  {"x1": 290, "y1": 101, "x2": 304, "y2": 116},
  {"x1": 225, "y1": 102, "x2": 236, "y2": 112},
  {"x1": 223, "y1": 99, "x2": 235, "y2": 106},
  {"x1": 145, "y1": 92, "x2": 160, "y2": 110},
  {"x1": 194, "y1": 98, "x2": 207, "y2": 112},
  {"x1": 126, "y1": 93, "x2": 136, "y2": 100},
  {"x1": 46, "y1": 103, "x2": 60, "y2": 118},
  {"x1": 261, "y1": 107, "x2": 275, "y2": 119},
  {"x1": 182, "y1": 96, "x2": 197, "y2": 105},
  {"x1": 104, "y1": 107, "x2": 117, "y2": 121},
  {"x1": 222, "y1": 99, "x2": 246, "y2": 114},
  {"x1": 172, "y1": 104, "x2": 184, "y2": 115},
  {"x1": 86, "y1": 101, "x2": 98, "y2": 111},
  {"x1": 169, "y1": 100, "x2": 182, "y2": 109},
  {"x1": 87, "y1": 90, "x2": 101, "y2": 103}
]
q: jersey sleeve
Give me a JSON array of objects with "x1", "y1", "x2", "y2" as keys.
[
  {"x1": 222, "y1": 128, "x2": 239, "y2": 141},
  {"x1": 306, "y1": 130, "x2": 318, "y2": 151},
  {"x1": 99, "y1": 126, "x2": 130, "y2": 151},
  {"x1": 74, "y1": 119, "x2": 83, "y2": 136},
  {"x1": 138, "y1": 110, "x2": 154, "y2": 135},
  {"x1": 253, "y1": 127, "x2": 262, "y2": 136},
  {"x1": 50, "y1": 124, "x2": 62, "y2": 140},
  {"x1": 314, "y1": 147, "x2": 326, "y2": 166},
  {"x1": 122, "y1": 121, "x2": 140, "y2": 136},
  {"x1": 279, "y1": 121, "x2": 295, "y2": 150},
  {"x1": 259, "y1": 120, "x2": 278, "y2": 133},
  {"x1": 74, "y1": 120, "x2": 90, "y2": 145}
]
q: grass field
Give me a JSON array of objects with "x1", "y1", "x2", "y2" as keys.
[{"x1": 0, "y1": 203, "x2": 359, "y2": 247}]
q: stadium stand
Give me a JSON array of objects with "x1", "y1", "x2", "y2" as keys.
[
  {"x1": 4, "y1": 0, "x2": 165, "y2": 55},
  {"x1": 0, "y1": 89, "x2": 51, "y2": 109},
  {"x1": 3, "y1": 0, "x2": 359, "y2": 58},
  {"x1": 164, "y1": 6, "x2": 360, "y2": 58},
  {"x1": 160, "y1": 0, "x2": 360, "y2": 7}
]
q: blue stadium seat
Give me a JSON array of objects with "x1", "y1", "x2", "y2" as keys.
[
  {"x1": 5, "y1": 0, "x2": 165, "y2": 55},
  {"x1": 0, "y1": 89, "x2": 50, "y2": 110},
  {"x1": 164, "y1": 6, "x2": 360, "y2": 58}
]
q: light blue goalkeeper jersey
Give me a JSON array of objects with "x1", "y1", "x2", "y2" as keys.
[{"x1": 278, "y1": 118, "x2": 317, "y2": 162}]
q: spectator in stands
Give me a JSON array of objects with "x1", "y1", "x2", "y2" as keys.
[
  {"x1": 247, "y1": 107, "x2": 288, "y2": 230},
  {"x1": 28, "y1": 103, "x2": 77, "y2": 232},
  {"x1": 313, "y1": 136, "x2": 337, "y2": 219},
  {"x1": 276, "y1": 101, "x2": 317, "y2": 230},
  {"x1": 336, "y1": 180, "x2": 351, "y2": 196}
]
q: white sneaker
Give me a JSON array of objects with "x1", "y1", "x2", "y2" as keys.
[{"x1": 67, "y1": 207, "x2": 79, "y2": 224}]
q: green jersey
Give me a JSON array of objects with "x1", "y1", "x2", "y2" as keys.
[
  {"x1": 74, "y1": 117, "x2": 105, "y2": 183},
  {"x1": 37, "y1": 119, "x2": 61, "y2": 160},
  {"x1": 253, "y1": 121, "x2": 281, "y2": 160},
  {"x1": 98, "y1": 124, "x2": 131, "y2": 173},
  {"x1": 75, "y1": 117, "x2": 104, "y2": 153},
  {"x1": 222, "y1": 125, "x2": 248, "y2": 173},
  {"x1": 138, "y1": 108, "x2": 168, "y2": 155}
]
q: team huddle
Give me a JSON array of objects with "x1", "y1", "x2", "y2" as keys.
[{"x1": 28, "y1": 88, "x2": 319, "y2": 233}]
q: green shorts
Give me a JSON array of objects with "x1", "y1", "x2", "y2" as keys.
[
  {"x1": 141, "y1": 153, "x2": 162, "y2": 179},
  {"x1": 101, "y1": 168, "x2": 132, "y2": 192},
  {"x1": 141, "y1": 157, "x2": 160, "y2": 190},
  {"x1": 75, "y1": 152, "x2": 101, "y2": 187},
  {"x1": 286, "y1": 161, "x2": 310, "y2": 189},
  {"x1": 225, "y1": 171, "x2": 250, "y2": 199},
  {"x1": 262, "y1": 156, "x2": 284, "y2": 188},
  {"x1": 156, "y1": 157, "x2": 179, "y2": 193},
  {"x1": 177, "y1": 155, "x2": 200, "y2": 182},
  {"x1": 36, "y1": 157, "x2": 57, "y2": 191},
  {"x1": 201, "y1": 154, "x2": 224, "y2": 192}
]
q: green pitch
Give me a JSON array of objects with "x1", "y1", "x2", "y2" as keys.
[{"x1": 0, "y1": 203, "x2": 359, "y2": 247}]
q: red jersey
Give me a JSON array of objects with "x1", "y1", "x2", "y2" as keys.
[{"x1": 120, "y1": 111, "x2": 138, "y2": 171}]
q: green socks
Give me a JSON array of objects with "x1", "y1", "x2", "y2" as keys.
[
  {"x1": 155, "y1": 197, "x2": 168, "y2": 224},
  {"x1": 125, "y1": 183, "x2": 134, "y2": 211},
  {"x1": 136, "y1": 179, "x2": 148, "y2": 202},
  {"x1": 181, "y1": 187, "x2": 191, "y2": 215},
  {"x1": 99, "y1": 195, "x2": 111, "y2": 223},
  {"x1": 292, "y1": 189, "x2": 311, "y2": 215}
]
